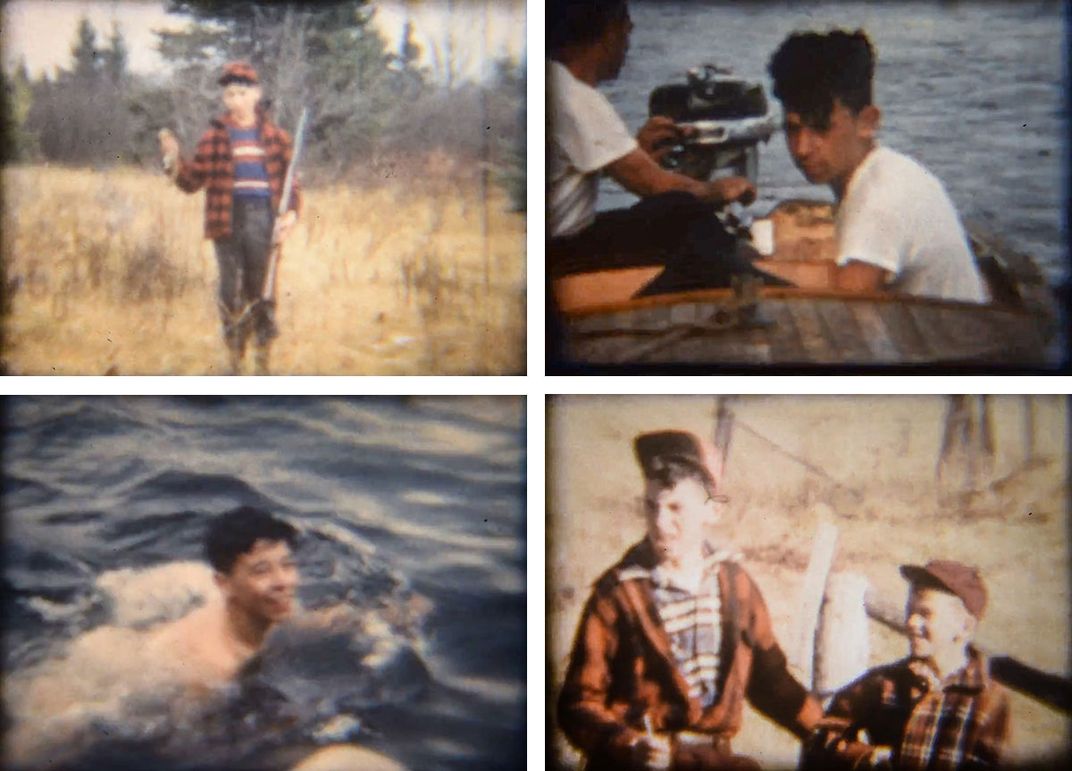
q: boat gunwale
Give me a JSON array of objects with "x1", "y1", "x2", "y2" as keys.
[{"x1": 562, "y1": 286, "x2": 1042, "y2": 322}]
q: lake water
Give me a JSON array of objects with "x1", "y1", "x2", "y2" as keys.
[
  {"x1": 1, "y1": 396, "x2": 526, "y2": 771},
  {"x1": 599, "y1": 0, "x2": 1068, "y2": 284}
]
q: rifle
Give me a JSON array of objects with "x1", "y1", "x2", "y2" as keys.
[{"x1": 262, "y1": 107, "x2": 308, "y2": 301}]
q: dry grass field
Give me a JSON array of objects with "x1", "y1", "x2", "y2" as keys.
[
  {"x1": 548, "y1": 396, "x2": 1070, "y2": 770},
  {"x1": 1, "y1": 164, "x2": 525, "y2": 375}
]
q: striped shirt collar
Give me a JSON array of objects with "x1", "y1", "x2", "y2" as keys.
[{"x1": 618, "y1": 540, "x2": 740, "y2": 588}]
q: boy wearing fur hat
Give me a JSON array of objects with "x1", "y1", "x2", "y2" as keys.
[
  {"x1": 802, "y1": 560, "x2": 1010, "y2": 770},
  {"x1": 558, "y1": 430, "x2": 821, "y2": 771},
  {"x1": 159, "y1": 61, "x2": 301, "y2": 375}
]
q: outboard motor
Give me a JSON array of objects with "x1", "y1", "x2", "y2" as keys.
[{"x1": 649, "y1": 64, "x2": 776, "y2": 184}]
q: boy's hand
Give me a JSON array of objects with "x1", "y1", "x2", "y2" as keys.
[
  {"x1": 705, "y1": 176, "x2": 756, "y2": 207},
  {"x1": 272, "y1": 210, "x2": 298, "y2": 246},
  {"x1": 629, "y1": 733, "x2": 671, "y2": 771},
  {"x1": 158, "y1": 129, "x2": 179, "y2": 178}
]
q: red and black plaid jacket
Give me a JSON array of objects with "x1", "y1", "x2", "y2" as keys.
[
  {"x1": 174, "y1": 105, "x2": 302, "y2": 240},
  {"x1": 558, "y1": 540, "x2": 822, "y2": 771},
  {"x1": 801, "y1": 648, "x2": 1010, "y2": 770}
]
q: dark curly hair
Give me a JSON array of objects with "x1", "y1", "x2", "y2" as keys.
[
  {"x1": 548, "y1": 0, "x2": 629, "y2": 54},
  {"x1": 767, "y1": 29, "x2": 875, "y2": 130},
  {"x1": 204, "y1": 505, "x2": 298, "y2": 574}
]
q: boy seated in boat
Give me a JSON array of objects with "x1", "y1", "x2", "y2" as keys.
[
  {"x1": 767, "y1": 30, "x2": 989, "y2": 303},
  {"x1": 547, "y1": 0, "x2": 783, "y2": 298}
]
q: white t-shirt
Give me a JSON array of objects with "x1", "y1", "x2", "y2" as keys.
[
  {"x1": 836, "y1": 146, "x2": 988, "y2": 303},
  {"x1": 548, "y1": 60, "x2": 638, "y2": 238}
]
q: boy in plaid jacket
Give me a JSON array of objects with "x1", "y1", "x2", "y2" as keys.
[
  {"x1": 802, "y1": 560, "x2": 1010, "y2": 770},
  {"x1": 159, "y1": 61, "x2": 301, "y2": 375},
  {"x1": 558, "y1": 430, "x2": 822, "y2": 771}
]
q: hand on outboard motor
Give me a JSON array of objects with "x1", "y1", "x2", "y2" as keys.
[{"x1": 637, "y1": 116, "x2": 696, "y2": 162}]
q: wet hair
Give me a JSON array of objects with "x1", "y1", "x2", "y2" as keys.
[
  {"x1": 204, "y1": 505, "x2": 298, "y2": 574},
  {"x1": 767, "y1": 29, "x2": 875, "y2": 129},
  {"x1": 548, "y1": 0, "x2": 629, "y2": 54},
  {"x1": 644, "y1": 457, "x2": 716, "y2": 498}
]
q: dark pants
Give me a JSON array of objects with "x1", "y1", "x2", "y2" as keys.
[
  {"x1": 548, "y1": 191, "x2": 786, "y2": 296},
  {"x1": 213, "y1": 197, "x2": 278, "y2": 351}
]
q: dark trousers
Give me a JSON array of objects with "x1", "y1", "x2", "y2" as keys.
[
  {"x1": 548, "y1": 191, "x2": 785, "y2": 296},
  {"x1": 213, "y1": 197, "x2": 278, "y2": 351}
]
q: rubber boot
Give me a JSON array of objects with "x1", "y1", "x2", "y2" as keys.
[
  {"x1": 227, "y1": 343, "x2": 244, "y2": 375},
  {"x1": 254, "y1": 344, "x2": 271, "y2": 376}
]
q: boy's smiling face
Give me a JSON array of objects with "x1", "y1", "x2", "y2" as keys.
[{"x1": 222, "y1": 82, "x2": 262, "y2": 125}]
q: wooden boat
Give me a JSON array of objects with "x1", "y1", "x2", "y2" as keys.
[{"x1": 555, "y1": 200, "x2": 1060, "y2": 369}]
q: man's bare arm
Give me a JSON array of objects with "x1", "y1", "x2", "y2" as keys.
[{"x1": 606, "y1": 148, "x2": 755, "y2": 207}]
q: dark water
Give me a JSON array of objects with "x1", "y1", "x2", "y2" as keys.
[
  {"x1": 599, "y1": 0, "x2": 1068, "y2": 284},
  {"x1": 1, "y1": 396, "x2": 526, "y2": 770}
]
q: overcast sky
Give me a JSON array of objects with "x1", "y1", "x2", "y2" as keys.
[{"x1": 1, "y1": 0, "x2": 525, "y2": 81}]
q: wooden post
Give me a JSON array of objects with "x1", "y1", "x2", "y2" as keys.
[
  {"x1": 814, "y1": 572, "x2": 871, "y2": 695},
  {"x1": 711, "y1": 396, "x2": 735, "y2": 482},
  {"x1": 1021, "y1": 395, "x2": 1037, "y2": 465},
  {"x1": 937, "y1": 395, "x2": 997, "y2": 495},
  {"x1": 790, "y1": 509, "x2": 839, "y2": 687}
]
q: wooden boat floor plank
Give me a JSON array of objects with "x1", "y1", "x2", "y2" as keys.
[
  {"x1": 813, "y1": 300, "x2": 874, "y2": 363},
  {"x1": 875, "y1": 302, "x2": 939, "y2": 362},
  {"x1": 784, "y1": 299, "x2": 841, "y2": 363},
  {"x1": 760, "y1": 299, "x2": 810, "y2": 364},
  {"x1": 849, "y1": 302, "x2": 903, "y2": 363}
]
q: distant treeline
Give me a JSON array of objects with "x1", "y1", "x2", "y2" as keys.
[{"x1": 0, "y1": 0, "x2": 525, "y2": 208}]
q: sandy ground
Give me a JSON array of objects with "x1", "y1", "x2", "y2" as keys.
[
  {"x1": 1, "y1": 165, "x2": 525, "y2": 375},
  {"x1": 548, "y1": 395, "x2": 1070, "y2": 770}
]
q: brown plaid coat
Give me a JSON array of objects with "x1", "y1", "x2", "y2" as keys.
[
  {"x1": 557, "y1": 540, "x2": 822, "y2": 771},
  {"x1": 801, "y1": 648, "x2": 1010, "y2": 771},
  {"x1": 174, "y1": 105, "x2": 302, "y2": 240}
]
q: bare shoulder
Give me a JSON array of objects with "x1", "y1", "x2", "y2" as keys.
[
  {"x1": 145, "y1": 601, "x2": 239, "y2": 685},
  {"x1": 289, "y1": 744, "x2": 406, "y2": 771}
]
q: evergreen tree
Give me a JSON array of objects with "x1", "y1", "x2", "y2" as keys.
[
  {"x1": 104, "y1": 22, "x2": 130, "y2": 85},
  {"x1": 71, "y1": 16, "x2": 101, "y2": 80}
]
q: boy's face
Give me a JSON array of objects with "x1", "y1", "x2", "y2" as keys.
[
  {"x1": 222, "y1": 82, "x2": 262, "y2": 122},
  {"x1": 217, "y1": 538, "x2": 299, "y2": 623},
  {"x1": 905, "y1": 586, "x2": 975, "y2": 663},
  {"x1": 643, "y1": 476, "x2": 719, "y2": 566},
  {"x1": 783, "y1": 99, "x2": 880, "y2": 194}
]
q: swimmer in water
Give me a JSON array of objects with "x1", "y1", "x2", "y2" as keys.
[{"x1": 147, "y1": 505, "x2": 300, "y2": 688}]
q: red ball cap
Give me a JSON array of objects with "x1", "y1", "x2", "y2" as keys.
[
  {"x1": 900, "y1": 559, "x2": 987, "y2": 619},
  {"x1": 219, "y1": 61, "x2": 259, "y2": 86}
]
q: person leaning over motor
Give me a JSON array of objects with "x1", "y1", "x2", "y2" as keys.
[
  {"x1": 159, "y1": 61, "x2": 302, "y2": 375},
  {"x1": 801, "y1": 560, "x2": 1010, "y2": 771},
  {"x1": 766, "y1": 30, "x2": 988, "y2": 302},
  {"x1": 547, "y1": 0, "x2": 786, "y2": 297},
  {"x1": 558, "y1": 430, "x2": 822, "y2": 771}
]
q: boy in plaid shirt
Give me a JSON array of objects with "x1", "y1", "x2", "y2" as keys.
[
  {"x1": 802, "y1": 560, "x2": 1010, "y2": 770},
  {"x1": 159, "y1": 61, "x2": 301, "y2": 375}
]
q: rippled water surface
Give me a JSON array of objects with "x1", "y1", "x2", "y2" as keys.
[
  {"x1": 599, "y1": 0, "x2": 1068, "y2": 283},
  {"x1": 1, "y1": 397, "x2": 526, "y2": 770}
]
